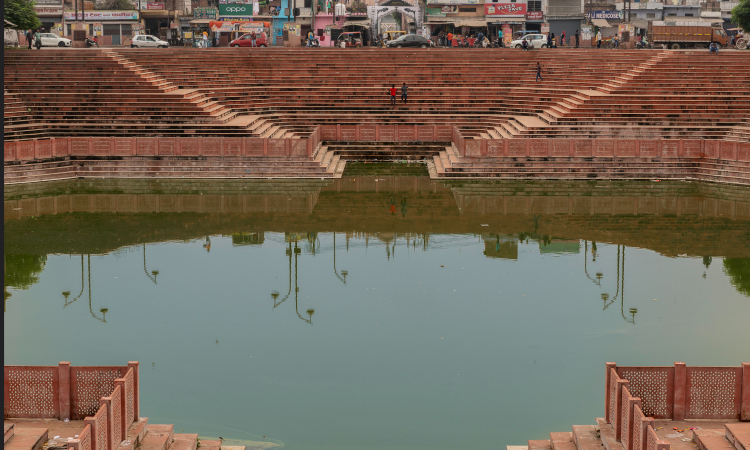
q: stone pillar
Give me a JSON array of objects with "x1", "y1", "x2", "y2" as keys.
[
  {"x1": 673, "y1": 362, "x2": 686, "y2": 421},
  {"x1": 59, "y1": 362, "x2": 71, "y2": 421}
]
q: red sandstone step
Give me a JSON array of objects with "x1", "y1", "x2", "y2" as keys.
[
  {"x1": 139, "y1": 424, "x2": 174, "y2": 450},
  {"x1": 4, "y1": 423, "x2": 15, "y2": 444},
  {"x1": 197, "y1": 439, "x2": 222, "y2": 450},
  {"x1": 3, "y1": 428, "x2": 48, "y2": 450},
  {"x1": 725, "y1": 423, "x2": 750, "y2": 450},
  {"x1": 116, "y1": 418, "x2": 150, "y2": 450},
  {"x1": 694, "y1": 429, "x2": 735, "y2": 450},
  {"x1": 169, "y1": 434, "x2": 199, "y2": 450},
  {"x1": 551, "y1": 432, "x2": 577, "y2": 450},
  {"x1": 529, "y1": 439, "x2": 553, "y2": 450},
  {"x1": 572, "y1": 425, "x2": 604, "y2": 450}
]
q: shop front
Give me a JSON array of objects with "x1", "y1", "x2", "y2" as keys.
[
  {"x1": 424, "y1": 0, "x2": 484, "y2": 43},
  {"x1": 525, "y1": 11, "x2": 543, "y2": 32},
  {"x1": 485, "y1": 2, "x2": 526, "y2": 43},
  {"x1": 34, "y1": 0, "x2": 64, "y2": 34},
  {"x1": 63, "y1": 10, "x2": 140, "y2": 45},
  {"x1": 210, "y1": 20, "x2": 270, "y2": 46},
  {"x1": 189, "y1": 8, "x2": 217, "y2": 46},
  {"x1": 140, "y1": 4, "x2": 179, "y2": 41}
]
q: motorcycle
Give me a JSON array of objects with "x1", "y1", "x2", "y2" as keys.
[
  {"x1": 635, "y1": 39, "x2": 652, "y2": 50},
  {"x1": 307, "y1": 37, "x2": 320, "y2": 48},
  {"x1": 492, "y1": 38, "x2": 503, "y2": 48},
  {"x1": 85, "y1": 36, "x2": 99, "y2": 48}
]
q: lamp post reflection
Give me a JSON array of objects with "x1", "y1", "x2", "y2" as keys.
[
  {"x1": 143, "y1": 244, "x2": 159, "y2": 284},
  {"x1": 63, "y1": 255, "x2": 85, "y2": 307},
  {"x1": 333, "y1": 233, "x2": 348, "y2": 285},
  {"x1": 273, "y1": 237, "x2": 315, "y2": 325}
]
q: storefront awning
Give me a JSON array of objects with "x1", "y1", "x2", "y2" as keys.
[
  {"x1": 591, "y1": 18, "x2": 611, "y2": 27},
  {"x1": 456, "y1": 19, "x2": 488, "y2": 27},
  {"x1": 425, "y1": 18, "x2": 455, "y2": 24},
  {"x1": 190, "y1": 19, "x2": 213, "y2": 24}
]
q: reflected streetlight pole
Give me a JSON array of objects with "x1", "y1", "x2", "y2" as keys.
[
  {"x1": 63, "y1": 255, "x2": 85, "y2": 307},
  {"x1": 333, "y1": 233, "x2": 348, "y2": 285},
  {"x1": 143, "y1": 244, "x2": 159, "y2": 284}
]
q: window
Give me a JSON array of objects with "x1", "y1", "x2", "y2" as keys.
[
  {"x1": 459, "y1": 7, "x2": 475, "y2": 11},
  {"x1": 528, "y1": 1, "x2": 541, "y2": 11},
  {"x1": 646, "y1": 13, "x2": 655, "y2": 18},
  {"x1": 684, "y1": 13, "x2": 693, "y2": 16}
]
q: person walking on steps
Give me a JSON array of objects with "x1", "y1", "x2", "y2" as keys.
[
  {"x1": 536, "y1": 62, "x2": 543, "y2": 82},
  {"x1": 389, "y1": 84, "x2": 397, "y2": 107},
  {"x1": 401, "y1": 83, "x2": 408, "y2": 104},
  {"x1": 575, "y1": 30, "x2": 579, "y2": 48}
]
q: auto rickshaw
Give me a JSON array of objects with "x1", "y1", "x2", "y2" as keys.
[{"x1": 337, "y1": 31, "x2": 363, "y2": 48}]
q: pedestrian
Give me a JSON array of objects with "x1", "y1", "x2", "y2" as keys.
[
  {"x1": 551, "y1": 32, "x2": 556, "y2": 48},
  {"x1": 575, "y1": 29, "x2": 579, "y2": 48},
  {"x1": 34, "y1": 29, "x2": 42, "y2": 50},
  {"x1": 536, "y1": 62, "x2": 543, "y2": 81},
  {"x1": 497, "y1": 28, "x2": 503, "y2": 47},
  {"x1": 561, "y1": 30, "x2": 566, "y2": 47},
  {"x1": 389, "y1": 84, "x2": 397, "y2": 107},
  {"x1": 401, "y1": 82, "x2": 408, "y2": 104},
  {"x1": 447, "y1": 31, "x2": 453, "y2": 47},
  {"x1": 709, "y1": 41, "x2": 719, "y2": 54},
  {"x1": 547, "y1": 33, "x2": 552, "y2": 48},
  {"x1": 251, "y1": 31, "x2": 257, "y2": 47},
  {"x1": 26, "y1": 29, "x2": 33, "y2": 49},
  {"x1": 202, "y1": 31, "x2": 208, "y2": 48},
  {"x1": 596, "y1": 30, "x2": 602, "y2": 49}
]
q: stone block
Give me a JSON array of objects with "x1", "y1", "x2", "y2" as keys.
[
  {"x1": 201, "y1": 138, "x2": 222, "y2": 157},
  {"x1": 224, "y1": 138, "x2": 242, "y2": 157},
  {"x1": 436, "y1": 126, "x2": 453, "y2": 141},
  {"x1": 465, "y1": 140, "x2": 482, "y2": 158},
  {"x1": 720, "y1": 142, "x2": 737, "y2": 161},
  {"x1": 704, "y1": 140, "x2": 719, "y2": 159},
  {"x1": 379, "y1": 126, "x2": 395, "y2": 141},
  {"x1": 572, "y1": 139, "x2": 592, "y2": 157},
  {"x1": 551, "y1": 139, "x2": 570, "y2": 157},
  {"x1": 398, "y1": 126, "x2": 415, "y2": 142},
  {"x1": 93, "y1": 137, "x2": 112, "y2": 157},
  {"x1": 54, "y1": 138, "x2": 70, "y2": 157},
  {"x1": 267, "y1": 139, "x2": 286, "y2": 156},
  {"x1": 157, "y1": 138, "x2": 177, "y2": 156},
  {"x1": 594, "y1": 139, "x2": 614, "y2": 158},
  {"x1": 508, "y1": 139, "x2": 526, "y2": 157},
  {"x1": 71, "y1": 137, "x2": 91, "y2": 157},
  {"x1": 360, "y1": 125, "x2": 376, "y2": 141},
  {"x1": 291, "y1": 139, "x2": 307, "y2": 157},
  {"x1": 616, "y1": 140, "x2": 637, "y2": 157},
  {"x1": 113, "y1": 138, "x2": 135, "y2": 156},
  {"x1": 4, "y1": 141, "x2": 16, "y2": 161},
  {"x1": 417, "y1": 125, "x2": 435, "y2": 142},
  {"x1": 662, "y1": 140, "x2": 679, "y2": 158},
  {"x1": 320, "y1": 125, "x2": 337, "y2": 141},
  {"x1": 17, "y1": 141, "x2": 35, "y2": 160},
  {"x1": 341, "y1": 125, "x2": 357, "y2": 141},
  {"x1": 738, "y1": 143, "x2": 750, "y2": 162},
  {"x1": 682, "y1": 140, "x2": 702, "y2": 158},
  {"x1": 529, "y1": 139, "x2": 549, "y2": 157},
  {"x1": 245, "y1": 138, "x2": 264, "y2": 156},
  {"x1": 487, "y1": 139, "x2": 504, "y2": 157},
  {"x1": 639, "y1": 140, "x2": 660, "y2": 158},
  {"x1": 35, "y1": 139, "x2": 54, "y2": 159},
  {"x1": 136, "y1": 138, "x2": 157, "y2": 156},
  {"x1": 179, "y1": 138, "x2": 200, "y2": 156}
]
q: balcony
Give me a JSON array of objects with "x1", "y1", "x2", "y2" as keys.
[
  {"x1": 547, "y1": 5, "x2": 584, "y2": 17},
  {"x1": 720, "y1": 0, "x2": 738, "y2": 10}
]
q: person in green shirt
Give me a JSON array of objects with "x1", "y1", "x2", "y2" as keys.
[{"x1": 34, "y1": 30, "x2": 42, "y2": 50}]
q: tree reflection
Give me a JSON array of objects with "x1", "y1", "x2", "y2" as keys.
[
  {"x1": 722, "y1": 258, "x2": 750, "y2": 297},
  {"x1": 5, "y1": 254, "x2": 47, "y2": 290}
]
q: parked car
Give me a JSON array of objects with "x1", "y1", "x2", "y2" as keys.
[
  {"x1": 131, "y1": 35, "x2": 170, "y2": 48},
  {"x1": 510, "y1": 33, "x2": 547, "y2": 49},
  {"x1": 229, "y1": 32, "x2": 268, "y2": 48},
  {"x1": 386, "y1": 34, "x2": 434, "y2": 48},
  {"x1": 39, "y1": 33, "x2": 71, "y2": 47}
]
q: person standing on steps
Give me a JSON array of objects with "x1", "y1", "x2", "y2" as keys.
[
  {"x1": 401, "y1": 83, "x2": 408, "y2": 104},
  {"x1": 575, "y1": 30, "x2": 579, "y2": 48},
  {"x1": 535, "y1": 62, "x2": 543, "y2": 82},
  {"x1": 389, "y1": 84, "x2": 397, "y2": 107}
]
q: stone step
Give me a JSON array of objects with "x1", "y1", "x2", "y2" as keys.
[
  {"x1": 572, "y1": 425, "x2": 603, "y2": 450},
  {"x1": 529, "y1": 439, "x2": 553, "y2": 450},
  {"x1": 139, "y1": 424, "x2": 174, "y2": 450},
  {"x1": 725, "y1": 423, "x2": 750, "y2": 450},
  {"x1": 551, "y1": 432, "x2": 577, "y2": 450},
  {"x1": 169, "y1": 434, "x2": 199, "y2": 450},
  {"x1": 4, "y1": 423, "x2": 15, "y2": 444},
  {"x1": 3, "y1": 428, "x2": 48, "y2": 450},
  {"x1": 197, "y1": 439, "x2": 222, "y2": 450},
  {"x1": 695, "y1": 429, "x2": 735, "y2": 450}
]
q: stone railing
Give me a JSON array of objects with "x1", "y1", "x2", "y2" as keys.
[
  {"x1": 605, "y1": 362, "x2": 750, "y2": 450},
  {"x1": 4, "y1": 362, "x2": 140, "y2": 450},
  {"x1": 318, "y1": 124, "x2": 454, "y2": 142}
]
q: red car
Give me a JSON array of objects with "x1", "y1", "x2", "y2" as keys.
[{"x1": 230, "y1": 32, "x2": 268, "y2": 48}]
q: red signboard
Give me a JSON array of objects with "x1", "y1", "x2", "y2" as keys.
[
  {"x1": 484, "y1": 3, "x2": 527, "y2": 16},
  {"x1": 526, "y1": 10, "x2": 543, "y2": 20},
  {"x1": 146, "y1": 2, "x2": 164, "y2": 9}
]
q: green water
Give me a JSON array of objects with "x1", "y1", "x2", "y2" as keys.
[{"x1": 5, "y1": 177, "x2": 750, "y2": 450}]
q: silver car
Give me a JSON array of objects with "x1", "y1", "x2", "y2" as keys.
[
  {"x1": 131, "y1": 35, "x2": 170, "y2": 48},
  {"x1": 40, "y1": 33, "x2": 71, "y2": 47},
  {"x1": 510, "y1": 33, "x2": 548, "y2": 49}
]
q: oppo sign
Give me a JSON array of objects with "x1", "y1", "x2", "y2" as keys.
[{"x1": 219, "y1": 4, "x2": 252, "y2": 15}]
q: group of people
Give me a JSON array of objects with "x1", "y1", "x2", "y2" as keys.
[
  {"x1": 25, "y1": 29, "x2": 42, "y2": 50},
  {"x1": 434, "y1": 30, "x2": 497, "y2": 47},
  {"x1": 388, "y1": 83, "x2": 408, "y2": 106}
]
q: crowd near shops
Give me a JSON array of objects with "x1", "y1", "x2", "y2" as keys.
[{"x1": 10, "y1": 0, "x2": 746, "y2": 49}]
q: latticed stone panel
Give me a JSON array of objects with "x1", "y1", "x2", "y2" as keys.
[
  {"x1": 685, "y1": 368, "x2": 742, "y2": 419},
  {"x1": 619, "y1": 368, "x2": 673, "y2": 418},
  {"x1": 71, "y1": 368, "x2": 125, "y2": 419},
  {"x1": 5, "y1": 367, "x2": 58, "y2": 418}
]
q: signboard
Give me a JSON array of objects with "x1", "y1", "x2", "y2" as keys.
[
  {"x1": 253, "y1": 1, "x2": 259, "y2": 14},
  {"x1": 541, "y1": 22, "x2": 549, "y2": 33},
  {"x1": 140, "y1": 0, "x2": 147, "y2": 9},
  {"x1": 194, "y1": 7, "x2": 218, "y2": 19},
  {"x1": 93, "y1": 23, "x2": 103, "y2": 35},
  {"x1": 63, "y1": 11, "x2": 139, "y2": 20},
  {"x1": 440, "y1": 5, "x2": 457, "y2": 13},
  {"x1": 283, "y1": 23, "x2": 300, "y2": 36},
  {"x1": 34, "y1": 6, "x2": 64, "y2": 16},
  {"x1": 147, "y1": 2, "x2": 164, "y2": 9},
  {"x1": 526, "y1": 11, "x2": 543, "y2": 20},
  {"x1": 52, "y1": 23, "x2": 63, "y2": 35},
  {"x1": 219, "y1": 3, "x2": 253, "y2": 16},
  {"x1": 425, "y1": 0, "x2": 480, "y2": 5},
  {"x1": 581, "y1": 25, "x2": 592, "y2": 40},
  {"x1": 502, "y1": 23, "x2": 512, "y2": 45},
  {"x1": 184, "y1": 31, "x2": 193, "y2": 38},
  {"x1": 484, "y1": 3, "x2": 526, "y2": 16},
  {"x1": 132, "y1": 24, "x2": 142, "y2": 35},
  {"x1": 590, "y1": 10, "x2": 623, "y2": 20},
  {"x1": 34, "y1": 0, "x2": 63, "y2": 5}
]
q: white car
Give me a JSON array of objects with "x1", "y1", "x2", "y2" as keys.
[
  {"x1": 131, "y1": 35, "x2": 170, "y2": 48},
  {"x1": 510, "y1": 33, "x2": 548, "y2": 49},
  {"x1": 40, "y1": 33, "x2": 71, "y2": 47}
]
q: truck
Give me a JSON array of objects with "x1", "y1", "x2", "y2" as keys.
[{"x1": 648, "y1": 21, "x2": 727, "y2": 50}]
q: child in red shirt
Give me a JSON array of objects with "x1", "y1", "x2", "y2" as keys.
[{"x1": 389, "y1": 84, "x2": 397, "y2": 106}]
